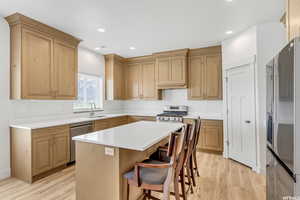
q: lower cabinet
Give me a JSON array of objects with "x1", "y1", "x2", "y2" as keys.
[
  {"x1": 52, "y1": 133, "x2": 70, "y2": 168},
  {"x1": 11, "y1": 125, "x2": 70, "y2": 183},
  {"x1": 198, "y1": 120, "x2": 223, "y2": 153},
  {"x1": 94, "y1": 116, "x2": 129, "y2": 131},
  {"x1": 127, "y1": 116, "x2": 156, "y2": 123},
  {"x1": 32, "y1": 135, "x2": 53, "y2": 176}
]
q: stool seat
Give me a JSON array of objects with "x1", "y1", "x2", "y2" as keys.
[{"x1": 124, "y1": 160, "x2": 168, "y2": 185}]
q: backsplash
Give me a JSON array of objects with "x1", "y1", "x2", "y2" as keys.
[
  {"x1": 10, "y1": 89, "x2": 223, "y2": 124},
  {"x1": 10, "y1": 100, "x2": 123, "y2": 124},
  {"x1": 123, "y1": 89, "x2": 223, "y2": 115}
]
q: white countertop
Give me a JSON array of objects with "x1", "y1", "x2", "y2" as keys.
[
  {"x1": 72, "y1": 121, "x2": 184, "y2": 151},
  {"x1": 10, "y1": 112, "x2": 223, "y2": 130}
]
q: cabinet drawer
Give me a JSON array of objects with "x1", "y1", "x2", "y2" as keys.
[
  {"x1": 128, "y1": 116, "x2": 156, "y2": 123},
  {"x1": 32, "y1": 125, "x2": 69, "y2": 138},
  {"x1": 110, "y1": 116, "x2": 128, "y2": 127},
  {"x1": 94, "y1": 119, "x2": 111, "y2": 131}
]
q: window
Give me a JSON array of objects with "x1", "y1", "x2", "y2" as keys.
[{"x1": 73, "y1": 73, "x2": 103, "y2": 111}]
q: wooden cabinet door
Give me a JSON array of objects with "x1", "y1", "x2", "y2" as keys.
[
  {"x1": 204, "y1": 54, "x2": 222, "y2": 100},
  {"x1": 141, "y1": 62, "x2": 158, "y2": 99},
  {"x1": 94, "y1": 119, "x2": 111, "y2": 131},
  {"x1": 22, "y1": 28, "x2": 54, "y2": 99},
  {"x1": 188, "y1": 56, "x2": 205, "y2": 99},
  {"x1": 198, "y1": 120, "x2": 223, "y2": 152},
  {"x1": 109, "y1": 116, "x2": 128, "y2": 127},
  {"x1": 114, "y1": 60, "x2": 124, "y2": 99},
  {"x1": 32, "y1": 135, "x2": 53, "y2": 175},
  {"x1": 54, "y1": 41, "x2": 77, "y2": 99},
  {"x1": 126, "y1": 63, "x2": 141, "y2": 99},
  {"x1": 201, "y1": 126, "x2": 223, "y2": 152},
  {"x1": 156, "y1": 57, "x2": 170, "y2": 85},
  {"x1": 170, "y1": 56, "x2": 186, "y2": 85},
  {"x1": 52, "y1": 132, "x2": 70, "y2": 168}
]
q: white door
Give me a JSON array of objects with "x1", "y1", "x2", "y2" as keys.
[{"x1": 227, "y1": 64, "x2": 256, "y2": 168}]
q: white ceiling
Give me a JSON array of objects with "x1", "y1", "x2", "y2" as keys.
[{"x1": 0, "y1": 0, "x2": 284, "y2": 57}]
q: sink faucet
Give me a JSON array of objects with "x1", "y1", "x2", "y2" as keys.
[{"x1": 89, "y1": 103, "x2": 96, "y2": 117}]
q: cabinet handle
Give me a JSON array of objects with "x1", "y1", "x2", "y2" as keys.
[{"x1": 245, "y1": 120, "x2": 251, "y2": 124}]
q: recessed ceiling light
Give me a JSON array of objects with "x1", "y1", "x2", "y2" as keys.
[
  {"x1": 225, "y1": 0, "x2": 233, "y2": 2},
  {"x1": 95, "y1": 47, "x2": 100, "y2": 50},
  {"x1": 226, "y1": 30, "x2": 233, "y2": 34},
  {"x1": 129, "y1": 46, "x2": 136, "y2": 50},
  {"x1": 97, "y1": 28, "x2": 106, "y2": 33}
]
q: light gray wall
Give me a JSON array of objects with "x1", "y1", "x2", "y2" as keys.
[
  {"x1": 256, "y1": 22, "x2": 287, "y2": 174},
  {"x1": 0, "y1": 17, "x2": 10, "y2": 180},
  {"x1": 221, "y1": 23, "x2": 287, "y2": 174}
]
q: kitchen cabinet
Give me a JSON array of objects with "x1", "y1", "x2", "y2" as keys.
[
  {"x1": 94, "y1": 116, "x2": 129, "y2": 131},
  {"x1": 198, "y1": 120, "x2": 223, "y2": 153},
  {"x1": 154, "y1": 49, "x2": 188, "y2": 89},
  {"x1": 11, "y1": 125, "x2": 70, "y2": 183},
  {"x1": 5, "y1": 13, "x2": 81, "y2": 100},
  {"x1": 125, "y1": 63, "x2": 141, "y2": 99},
  {"x1": 105, "y1": 54, "x2": 125, "y2": 100},
  {"x1": 52, "y1": 132, "x2": 70, "y2": 168},
  {"x1": 94, "y1": 119, "x2": 111, "y2": 131},
  {"x1": 127, "y1": 116, "x2": 156, "y2": 123},
  {"x1": 286, "y1": 0, "x2": 300, "y2": 41},
  {"x1": 32, "y1": 135, "x2": 53, "y2": 175},
  {"x1": 124, "y1": 56, "x2": 161, "y2": 100},
  {"x1": 54, "y1": 40, "x2": 78, "y2": 99},
  {"x1": 188, "y1": 46, "x2": 222, "y2": 100}
]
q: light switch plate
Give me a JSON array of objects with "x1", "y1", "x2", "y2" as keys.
[{"x1": 105, "y1": 147, "x2": 114, "y2": 156}]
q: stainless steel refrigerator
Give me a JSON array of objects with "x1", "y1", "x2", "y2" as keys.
[{"x1": 266, "y1": 38, "x2": 300, "y2": 199}]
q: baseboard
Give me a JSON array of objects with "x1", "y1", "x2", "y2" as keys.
[{"x1": 0, "y1": 168, "x2": 11, "y2": 180}]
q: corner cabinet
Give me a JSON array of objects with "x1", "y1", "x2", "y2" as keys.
[
  {"x1": 11, "y1": 125, "x2": 70, "y2": 183},
  {"x1": 154, "y1": 49, "x2": 188, "y2": 89},
  {"x1": 124, "y1": 56, "x2": 161, "y2": 100},
  {"x1": 6, "y1": 13, "x2": 81, "y2": 100},
  {"x1": 105, "y1": 54, "x2": 125, "y2": 100},
  {"x1": 188, "y1": 46, "x2": 222, "y2": 100}
]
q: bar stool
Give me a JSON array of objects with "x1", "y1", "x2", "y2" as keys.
[{"x1": 123, "y1": 125, "x2": 190, "y2": 200}]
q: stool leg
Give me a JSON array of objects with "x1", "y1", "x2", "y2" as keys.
[
  {"x1": 180, "y1": 168, "x2": 187, "y2": 200},
  {"x1": 186, "y1": 165, "x2": 194, "y2": 194},
  {"x1": 174, "y1": 175, "x2": 180, "y2": 200},
  {"x1": 190, "y1": 158, "x2": 196, "y2": 187},
  {"x1": 126, "y1": 180, "x2": 130, "y2": 200},
  {"x1": 193, "y1": 150, "x2": 200, "y2": 177}
]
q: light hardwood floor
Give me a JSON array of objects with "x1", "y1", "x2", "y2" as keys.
[{"x1": 0, "y1": 152, "x2": 266, "y2": 200}]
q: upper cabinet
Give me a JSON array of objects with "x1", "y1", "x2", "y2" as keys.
[
  {"x1": 188, "y1": 46, "x2": 222, "y2": 100},
  {"x1": 124, "y1": 56, "x2": 161, "y2": 100},
  {"x1": 286, "y1": 0, "x2": 300, "y2": 41},
  {"x1": 5, "y1": 13, "x2": 81, "y2": 100},
  {"x1": 154, "y1": 49, "x2": 188, "y2": 89},
  {"x1": 105, "y1": 54, "x2": 125, "y2": 100}
]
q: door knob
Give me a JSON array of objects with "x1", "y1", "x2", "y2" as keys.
[{"x1": 245, "y1": 120, "x2": 251, "y2": 124}]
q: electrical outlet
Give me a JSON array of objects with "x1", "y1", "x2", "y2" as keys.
[{"x1": 105, "y1": 147, "x2": 114, "y2": 156}]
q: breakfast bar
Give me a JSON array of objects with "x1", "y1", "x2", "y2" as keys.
[{"x1": 73, "y1": 121, "x2": 184, "y2": 200}]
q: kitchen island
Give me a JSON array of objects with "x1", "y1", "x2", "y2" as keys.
[{"x1": 73, "y1": 121, "x2": 184, "y2": 200}]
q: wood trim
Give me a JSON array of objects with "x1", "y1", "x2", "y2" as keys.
[
  {"x1": 5, "y1": 13, "x2": 81, "y2": 46},
  {"x1": 188, "y1": 46, "x2": 222, "y2": 57},
  {"x1": 124, "y1": 55, "x2": 154, "y2": 64},
  {"x1": 153, "y1": 49, "x2": 189, "y2": 59}
]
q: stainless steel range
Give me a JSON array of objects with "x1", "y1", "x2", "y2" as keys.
[{"x1": 156, "y1": 105, "x2": 188, "y2": 122}]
